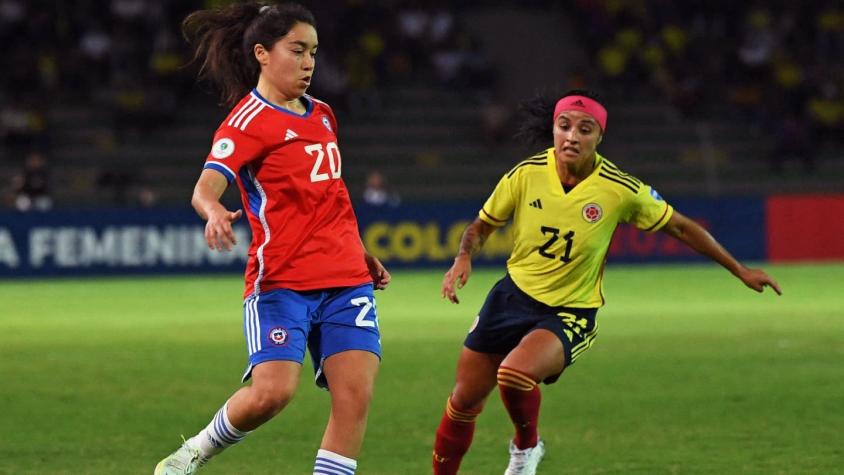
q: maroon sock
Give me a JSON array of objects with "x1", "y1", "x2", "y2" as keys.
[
  {"x1": 498, "y1": 366, "x2": 541, "y2": 449},
  {"x1": 433, "y1": 398, "x2": 480, "y2": 475}
]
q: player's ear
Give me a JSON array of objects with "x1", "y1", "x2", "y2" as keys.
[
  {"x1": 597, "y1": 133, "x2": 603, "y2": 145},
  {"x1": 254, "y1": 43, "x2": 268, "y2": 66}
]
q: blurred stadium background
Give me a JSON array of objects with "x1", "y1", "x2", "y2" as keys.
[
  {"x1": 3, "y1": 0, "x2": 842, "y2": 207},
  {"x1": 1, "y1": 1, "x2": 842, "y2": 474}
]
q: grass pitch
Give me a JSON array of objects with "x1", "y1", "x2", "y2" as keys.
[{"x1": 1, "y1": 263, "x2": 842, "y2": 474}]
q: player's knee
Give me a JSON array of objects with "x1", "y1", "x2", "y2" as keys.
[
  {"x1": 249, "y1": 385, "x2": 295, "y2": 419},
  {"x1": 448, "y1": 390, "x2": 485, "y2": 414},
  {"x1": 330, "y1": 381, "x2": 374, "y2": 413},
  {"x1": 444, "y1": 394, "x2": 481, "y2": 423},
  {"x1": 497, "y1": 366, "x2": 538, "y2": 391}
]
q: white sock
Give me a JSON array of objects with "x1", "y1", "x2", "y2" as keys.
[
  {"x1": 313, "y1": 448, "x2": 357, "y2": 475},
  {"x1": 186, "y1": 401, "x2": 249, "y2": 459}
]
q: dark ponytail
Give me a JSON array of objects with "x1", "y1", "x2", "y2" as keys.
[
  {"x1": 182, "y1": 2, "x2": 316, "y2": 108},
  {"x1": 514, "y1": 88, "x2": 603, "y2": 147}
]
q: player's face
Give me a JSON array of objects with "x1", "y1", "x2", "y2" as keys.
[
  {"x1": 259, "y1": 22, "x2": 318, "y2": 100},
  {"x1": 553, "y1": 111, "x2": 603, "y2": 168}
]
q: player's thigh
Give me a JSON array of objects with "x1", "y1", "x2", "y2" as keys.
[
  {"x1": 322, "y1": 350, "x2": 380, "y2": 405},
  {"x1": 310, "y1": 283, "x2": 381, "y2": 389},
  {"x1": 451, "y1": 346, "x2": 504, "y2": 411},
  {"x1": 501, "y1": 329, "x2": 565, "y2": 381},
  {"x1": 503, "y1": 307, "x2": 599, "y2": 384}
]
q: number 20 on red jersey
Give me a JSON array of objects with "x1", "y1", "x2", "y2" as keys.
[{"x1": 305, "y1": 142, "x2": 341, "y2": 183}]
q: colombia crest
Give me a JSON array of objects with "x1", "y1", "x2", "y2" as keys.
[{"x1": 582, "y1": 203, "x2": 603, "y2": 223}]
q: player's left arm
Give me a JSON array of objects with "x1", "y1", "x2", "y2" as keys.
[
  {"x1": 660, "y1": 210, "x2": 782, "y2": 295},
  {"x1": 359, "y1": 237, "x2": 390, "y2": 290}
]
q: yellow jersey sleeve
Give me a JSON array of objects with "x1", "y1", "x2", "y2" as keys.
[
  {"x1": 626, "y1": 184, "x2": 673, "y2": 232},
  {"x1": 479, "y1": 173, "x2": 516, "y2": 227}
]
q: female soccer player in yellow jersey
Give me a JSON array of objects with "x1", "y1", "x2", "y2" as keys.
[{"x1": 432, "y1": 90, "x2": 781, "y2": 475}]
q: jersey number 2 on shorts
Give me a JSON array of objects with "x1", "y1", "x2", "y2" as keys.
[
  {"x1": 538, "y1": 226, "x2": 574, "y2": 263},
  {"x1": 351, "y1": 296, "x2": 378, "y2": 328},
  {"x1": 305, "y1": 142, "x2": 342, "y2": 182}
]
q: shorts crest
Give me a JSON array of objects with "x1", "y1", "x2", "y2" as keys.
[{"x1": 269, "y1": 327, "x2": 288, "y2": 346}]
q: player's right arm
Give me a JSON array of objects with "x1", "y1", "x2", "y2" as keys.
[
  {"x1": 194, "y1": 121, "x2": 264, "y2": 252},
  {"x1": 193, "y1": 103, "x2": 267, "y2": 250},
  {"x1": 442, "y1": 218, "x2": 496, "y2": 303},
  {"x1": 442, "y1": 218, "x2": 497, "y2": 304},
  {"x1": 192, "y1": 169, "x2": 243, "y2": 252},
  {"x1": 442, "y1": 171, "x2": 516, "y2": 304}
]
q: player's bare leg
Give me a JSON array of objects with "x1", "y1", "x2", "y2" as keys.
[
  {"x1": 501, "y1": 329, "x2": 565, "y2": 385},
  {"x1": 451, "y1": 347, "x2": 504, "y2": 410},
  {"x1": 227, "y1": 360, "x2": 302, "y2": 430},
  {"x1": 496, "y1": 329, "x2": 564, "y2": 475},
  {"x1": 155, "y1": 361, "x2": 302, "y2": 474},
  {"x1": 433, "y1": 348, "x2": 504, "y2": 475},
  {"x1": 320, "y1": 350, "x2": 379, "y2": 456},
  {"x1": 314, "y1": 350, "x2": 380, "y2": 474}
]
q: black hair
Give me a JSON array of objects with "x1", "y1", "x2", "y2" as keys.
[
  {"x1": 514, "y1": 89, "x2": 604, "y2": 147},
  {"x1": 182, "y1": 2, "x2": 316, "y2": 107}
]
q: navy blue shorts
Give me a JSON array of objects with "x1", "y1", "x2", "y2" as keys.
[
  {"x1": 241, "y1": 283, "x2": 380, "y2": 389},
  {"x1": 464, "y1": 274, "x2": 598, "y2": 383}
]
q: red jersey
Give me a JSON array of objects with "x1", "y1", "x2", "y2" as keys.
[{"x1": 203, "y1": 89, "x2": 371, "y2": 297}]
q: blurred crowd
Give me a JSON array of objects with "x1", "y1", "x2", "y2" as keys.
[
  {"x1": 573, "y1": 0, "x2": 844, "y2": 172},
  {"x1": 0, "y1": 0, "x2": 194, "y2": 153},
  {"x1": 0, "y1": 0, "x2": 495, "y2": 209},
  {"x1": 310, "y1": 1, "x2": 497, "y2": 113},
  {"x1": 0, "y1": 0, "x2": 494, "y2": 148},
  {"x1": 2, "y1": 1, "x2": 842, "y2": 209}
]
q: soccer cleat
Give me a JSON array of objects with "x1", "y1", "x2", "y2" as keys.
[
  {"x1": 504, "y1": 438, "x2": 545, "y2": 475},
  {"x1": 154, "y1": 442, "x2": 208, "y2": 475}
]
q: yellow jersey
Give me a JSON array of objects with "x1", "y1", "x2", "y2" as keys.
[{"x1": 479, "y1": 148, "x2": 673, "y2": 307}]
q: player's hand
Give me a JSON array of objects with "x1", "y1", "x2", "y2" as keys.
[
  {"x1": 737, "y1": 267, "x2": 782, "y2": 295},
  {"x1": 442, "y1": 254, "x2": 472, "y2": 304},
  {"x1": 365, "y1": 253, "x2": 391, "y2": 290},
  {"x1": 204, "y1": 208, "x2": 243, "y2": 251}
]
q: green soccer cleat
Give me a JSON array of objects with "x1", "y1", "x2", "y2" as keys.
[
  {"x1": 504, "y1": 438, "x2": 545, "y2": 475},
  {"x1": 154, "y1": 442, "x2": 208, "y2": 475}
]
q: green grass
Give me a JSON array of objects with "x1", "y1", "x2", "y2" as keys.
[{"x1": 1, "y1": 263, "x2": 842, "y2": 474}]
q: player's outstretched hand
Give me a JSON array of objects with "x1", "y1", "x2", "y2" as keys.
[
  {"x1": 442, "y1": 254, "x2": 472, "y2": 304},
  {"x1": 205, "y1": 208, "x2": 242, "y2": 251},
  {"x1": 738, "y1": 267, "x2": 782, "y2": 295},
  {"x1": 365, "y1": 253, "x2": 391, "y2": 290}
]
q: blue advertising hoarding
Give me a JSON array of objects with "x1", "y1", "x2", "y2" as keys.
[
  {"x1": 0, "y1": 198, "x2": 766, "y2": 278},
  {"x1": 0, "y1": 208, "x2": 250, "y2": 277}
]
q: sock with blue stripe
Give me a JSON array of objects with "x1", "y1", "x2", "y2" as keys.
[
  {"x1": 314, "y1": 448, "x2": 357, "y2": 475},
  {"x1": 187, "y1": 401, "x2": 249, "y2": 459}
]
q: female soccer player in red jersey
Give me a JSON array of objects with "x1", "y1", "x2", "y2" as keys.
[
  {"x1": 431, "y1": 90, "x2": 781, "y2": 475},
  {"x1": 155, "y1": 3, "x2": 389, "y2": 475}
]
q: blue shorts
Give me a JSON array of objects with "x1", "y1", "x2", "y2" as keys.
[
  {"x1": 464, "y1": 274, "x2": 598, "y2": 383},
  {"x1": 241, "y1": 283, "x2": 380, "y2": 389}
]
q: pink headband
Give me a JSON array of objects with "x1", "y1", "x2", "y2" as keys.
[{"x1": 553, "y1": 95, "x2": 607, "y2": 131}]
